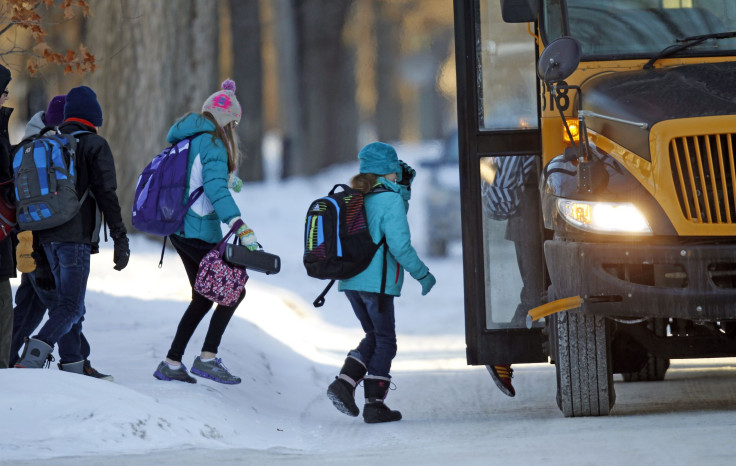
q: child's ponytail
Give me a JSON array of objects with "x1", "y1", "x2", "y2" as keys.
[{"x1": 350, "y1": 173, "x2": 378, "y2": 194}]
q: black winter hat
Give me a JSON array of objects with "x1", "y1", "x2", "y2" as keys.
[{"x1": 64, "y1": 86, "x2": 103, "y2": 127}]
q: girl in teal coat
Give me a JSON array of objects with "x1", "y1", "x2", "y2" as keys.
[
  {"x1": 154, "y1": 79, "x2": 257, "y2": 385},
  {"x1": 327, "y1": 142, "x2": 436, "y2": 423}
]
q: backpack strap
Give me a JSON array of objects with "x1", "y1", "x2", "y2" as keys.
[
  {"x1": 185, "y1": 186, "x2": 204, "y2": 210},
  {"x1": 366, "y1": 185, "x2": 391, "y2": 311},
  {"x1": 159, "y1": 236, "x2": 168, "y2": 268},
  {"x1": 157, "y1": 186, "x2": 205, "y2": 268},
  {"x1": 329, "y1": 183, "x2": 351, "y2": 195},
  {"x1": 312, "y1": 236, "x2": 388, "y2": 309},
  {"x1": 368, "y1": 185, "x2": 391, "y2": 195},
  {"x1": 59, "y1": 130, "x2": 94, "y2": 205},
  {"x1": 313, "y1": 280, "x2": 335, "y2": 308},
  {"x1": 377, "y1": 236, "x2": 388, "y2": 313}
]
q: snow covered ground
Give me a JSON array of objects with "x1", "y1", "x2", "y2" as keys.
[{"x1": 2, "y1": 141, "x2": 736, "y2": 465}]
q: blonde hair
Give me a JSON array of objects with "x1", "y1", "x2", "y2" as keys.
[
  {"x1": 350, "y1": 173, "x2": 378, "y2": 194},
  {"x1": 201, "y1": 111, "x2": 240, "y2": 173}
]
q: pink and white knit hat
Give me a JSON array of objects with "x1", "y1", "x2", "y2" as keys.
[{"x1": 202, "y1": 78, "x2": 242, "y2": 128}]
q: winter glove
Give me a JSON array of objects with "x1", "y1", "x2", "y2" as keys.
[
  {"x1": 398, "y1": 160, "x2": 416, "y2": 188},
  {"x1": 228, "y1": 174, "x2": 243, "y2": 193},
  {"x1": 418, "y1": 271, "x2": 436, "y2": 296},
  {"x1": 16, "y1": 231, "x2": 36, "y2": 274},
  {"x1": 229, "y1": 217, "x2": 258, "y2": 251},
  {"x1": 32, "y1": 246, "x2": 55, "y2": 291},
  {"x1": 112, "y1": 234, "x2": 130, "y2": 271}
]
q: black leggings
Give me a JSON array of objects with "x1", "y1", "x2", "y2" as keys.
[{"x1": 166, "y1": 235, "x2": 245, "y2": 363}]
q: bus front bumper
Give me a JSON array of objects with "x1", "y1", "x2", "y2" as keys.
[{"x1": 544, "y1": 240, "x2": 736, "y2": 321}]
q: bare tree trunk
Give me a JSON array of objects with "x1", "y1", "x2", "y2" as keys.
[
  {"x1": 86, "y1": 0, "x2": 218, "y2": 232},
  {"x1": 230, "y1": 0, "x2": 264, "y2": 182},
  {"x1": 272, "y1": 0, "x2": 304, "y2": 178},
  {"x1": 426, "y1": 30, "x2": 453, "y2": 139},
  {"x1": 374, "y1": 0, "x2": 402, "y2": 142},
  {"x1": 296, "y1": 0, "x2": 357, "y2": 175}
]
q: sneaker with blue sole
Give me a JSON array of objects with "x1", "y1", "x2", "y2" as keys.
[
  {"x1": 190, "y1": 356, "x2": 241, "y2": 384},
  {"x1": 154, "y1": 361, "x2": 197, "y2": 383}
]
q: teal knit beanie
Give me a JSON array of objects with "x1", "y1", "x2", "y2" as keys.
[{"x1": 358, "y1": 142, "x2": 400, "y2": 175}]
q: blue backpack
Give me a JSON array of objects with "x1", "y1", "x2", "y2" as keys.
[
  {"x1": 132, "y1": 137, "x2": 203, "y2": 237},
  {"x1": 12, "y1": 128, "x2": 92, "y2": 231}
]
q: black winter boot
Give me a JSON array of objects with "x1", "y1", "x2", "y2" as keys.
[
  {"x1": 363, "y1": 375, "x2": 402, "y2": 423},
  {"x1": 327, "y1": 355, "x2": 367, "y2": 417}
]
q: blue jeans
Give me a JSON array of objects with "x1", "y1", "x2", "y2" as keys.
[
  {"x1": 11, "y1": 272, "x2": 92, "y2": 366},
  {"x1": 34, "y1": 243, "x2": 91, "y2": 363},
  {"x1": 344, "y1": 290, "x2": 396, "y2": 378}
]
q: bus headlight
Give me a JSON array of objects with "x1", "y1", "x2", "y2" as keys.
[{"x1": 557, "y1": 199, "x2": 652, "y2": 235}]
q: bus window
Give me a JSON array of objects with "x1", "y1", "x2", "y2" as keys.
[
  {"x1": 479, "y1": 155, "x2": 544, "y2": 329},
  {"x1": 478, "y1": 0, "x2": 537, "y2": 130},
  {"x1": 541, "y1": 0, "x2": 736, "y2": 58}
]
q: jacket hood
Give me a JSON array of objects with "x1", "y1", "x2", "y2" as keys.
[
  {"x1": 378, "y1": 177, "x2": 411, "y2": 203},
  {"x1": 582, "y1": 62, "x2": 736, "y2": 161},
  {"x1": 23, "y1": 111, "x2": 46, "y2": 140},
  {"x1": 377, "y1": 177, "x2": 400, "y2": 191},
  {"x1": 167, "y1": 113, "x2": 216, "y2": 144}
]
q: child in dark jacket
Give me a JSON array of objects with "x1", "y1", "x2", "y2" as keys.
[
  {"x1": 15, "y1": 86, "x2": 130, "y2": 371},
  {"x1": 10, "y1": 94, "x2": 112, "y2": 379},
  {"x1": 326, "y1": 142, "x2": 436, "y2": 423}
]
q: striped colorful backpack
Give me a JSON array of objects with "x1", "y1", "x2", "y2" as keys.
[{"x1": 303, "y1": 184, "x2": 386, "y2": 307}]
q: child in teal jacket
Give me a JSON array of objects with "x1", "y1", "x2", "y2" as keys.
[
  {"x1": 154, "y1": 79, "x2": 258, "y2": 385},
  {"x1": 328, "y1": 142, "x2": 436, "y2": 423}
]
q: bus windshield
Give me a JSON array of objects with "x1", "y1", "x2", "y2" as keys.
[{"x1": 541, "y1": 0, "x2": 736, "y2": 60}]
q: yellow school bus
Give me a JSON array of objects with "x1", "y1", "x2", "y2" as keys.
[{"x1": 455, "y1": 0, "x2": 736, "y2": 416}]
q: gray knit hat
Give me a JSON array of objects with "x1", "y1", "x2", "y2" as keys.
[{"x1": 202, "y1": 78, "x2": 242, "y2": 128}]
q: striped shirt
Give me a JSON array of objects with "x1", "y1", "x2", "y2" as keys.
[{"x1": 481, "y1": 156, "x2": 536, "y2": 220}]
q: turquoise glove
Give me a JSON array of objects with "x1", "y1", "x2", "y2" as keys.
[
  {"x1": 418, "y1": 271, "x2": 436, "y2": 296},
  {"x1": 229, "y1": 174, "x2": 243, "y2": 193}
]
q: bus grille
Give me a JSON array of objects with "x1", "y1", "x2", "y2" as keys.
[{"x1": 670, "y1": 134, "x2": 736, "y2": 224}]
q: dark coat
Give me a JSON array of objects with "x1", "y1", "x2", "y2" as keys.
[
  {"x1": 36, "y1": 121, "x2": 126, "y2": 247},
  {"x1": 0, "y1": 105, "x2": 16, "y2": 280}
]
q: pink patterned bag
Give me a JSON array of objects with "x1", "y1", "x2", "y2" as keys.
[{"x1": 194, "y1": 225, "x2": 248, "y2": 306}]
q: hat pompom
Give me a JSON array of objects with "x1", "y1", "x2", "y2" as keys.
[{"x1": 221, "y1": 79, "x2": 236, "y2": 92}]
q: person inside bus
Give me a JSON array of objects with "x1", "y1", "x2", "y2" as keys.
[{"x1": 480, "y1": 155, "x2": 545, "y2": 397}]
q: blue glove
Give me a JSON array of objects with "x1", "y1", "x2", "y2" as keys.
[{"x1": 418, "y1": 271, "x2": 436, "y2": 296}]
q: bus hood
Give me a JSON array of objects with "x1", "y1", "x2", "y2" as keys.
[{"x1": 582, "y1": 62, "x2": 736, "y2": 161}]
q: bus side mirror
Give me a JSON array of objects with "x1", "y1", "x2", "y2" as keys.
[
  {"x1": 501, "y1": 0, "x2": 540, "y2": 23},
  {"x1": 537, "y1": 37, "x2": 581, "y2": 84}
]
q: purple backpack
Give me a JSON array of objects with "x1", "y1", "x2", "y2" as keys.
[{"x1": 132, "y1": 137, "x2": 203, "y2": 236}]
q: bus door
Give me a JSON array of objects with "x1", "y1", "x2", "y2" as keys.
[{"x1": 454, "y1": 0, "x2": 547, "y2": 366}]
